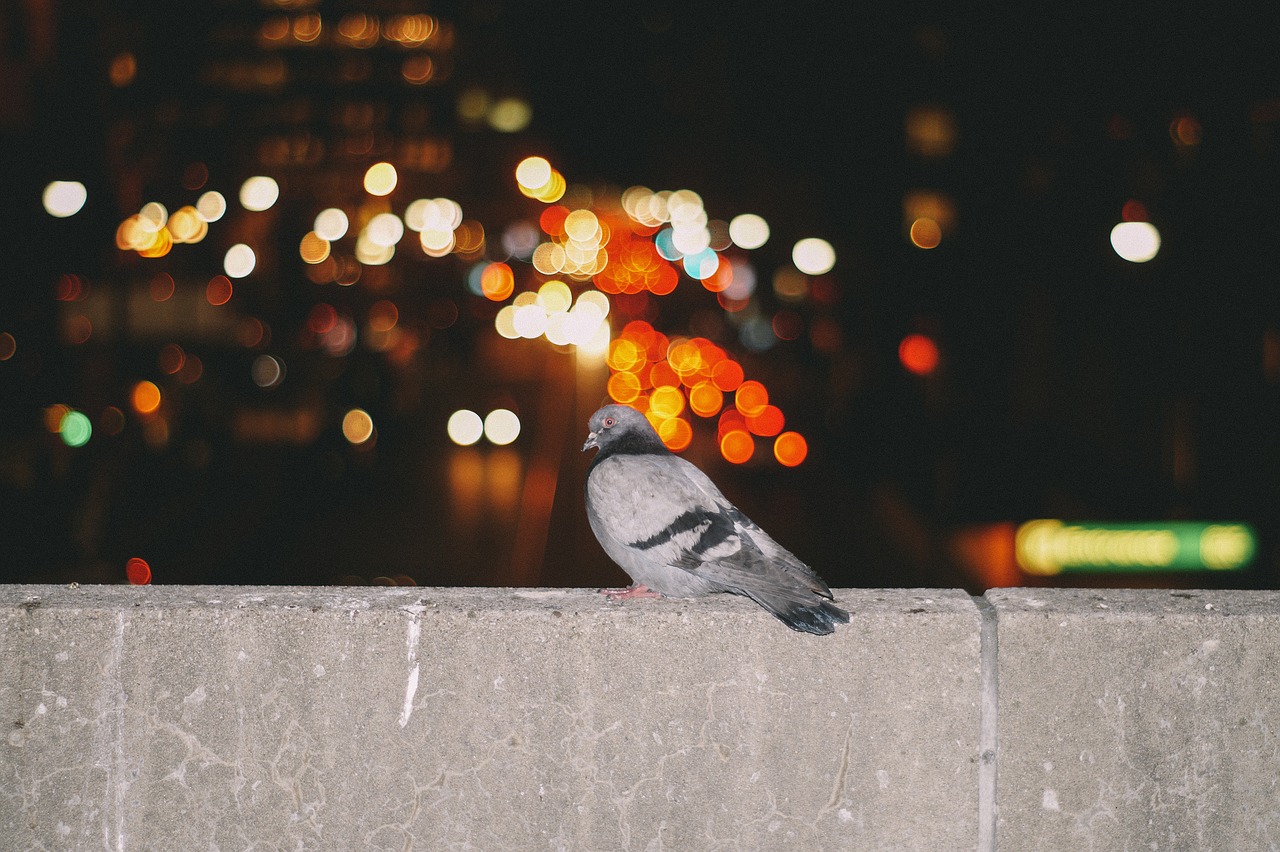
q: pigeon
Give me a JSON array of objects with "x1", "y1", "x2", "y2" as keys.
[{"x1": 582, "y1": 403, "x2": 849, "y2": 635}]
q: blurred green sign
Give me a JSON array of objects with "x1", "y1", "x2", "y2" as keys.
[{"x1": 1015, "y1": 520, "x2": 1256, "y2": 576}]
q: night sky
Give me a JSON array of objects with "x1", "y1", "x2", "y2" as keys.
[{"x1": 2, "y1": 1, "x2": 1279, "y2": 591}]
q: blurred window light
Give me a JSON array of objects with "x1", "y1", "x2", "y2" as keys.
[
  {"x1": 728, "y1": 213, "x2": 770, "y2": 250},
  {"x1": 484, "y1": 409, "x2": 521, "y2": 445},
  {"x1": 43, "y1": 181, "x2": 87, "y2": 217},
  {"x1": 364, "y1": 162, "x2": 398, "y2": 196},
  {"x1": 792, "y1": 238, "x2": 836, "y2": 275},
  {"x1": 1110, "y1": 221, "x2": 1161, "y2": 262},
  {"x1": 239, "y1": 176, "x2": 280, "y2": 212},
  {"x1": 224, "y1": 244, "x2": 257, "y2": 278}
]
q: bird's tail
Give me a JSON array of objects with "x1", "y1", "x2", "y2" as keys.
[{"x1": 747, "y1": 591, "x2": 850, "y2": 635}]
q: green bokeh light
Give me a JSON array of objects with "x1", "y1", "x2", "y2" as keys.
[{"x1": 59, "y1": 410, "x2": 91, "y2": 447}]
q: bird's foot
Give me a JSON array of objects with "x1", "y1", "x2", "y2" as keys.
[{"x1": 600, "y1": 584, "x2": 662, "y2": 600}]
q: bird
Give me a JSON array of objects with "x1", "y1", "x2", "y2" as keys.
[{"x1": 582, "y1": 403, "x2": 849, "y2": 635}]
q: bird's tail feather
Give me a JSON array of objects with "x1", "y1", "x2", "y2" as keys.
[{"x1": 745, "y1": 591, "x2": 850, "y2": 635}]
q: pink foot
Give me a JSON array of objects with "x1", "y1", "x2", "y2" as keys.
[{"x1": 600, "y1": 584, "x2": 663, "y2": 600}]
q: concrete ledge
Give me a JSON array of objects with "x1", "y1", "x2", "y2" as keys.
[
  {"x1": 989, "y1": 588, "x2": 1280, "y2": 851},
  {"x1": 1, "y1": 586, "x2": 980, "y2": 850}
]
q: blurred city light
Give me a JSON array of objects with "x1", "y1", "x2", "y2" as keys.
[
  {"x1": 224, "y1": 244, "x2": 256, "y2": 278},
  {"x1": 899, "y1": 333, "x2": 940, "y2": 375},
  {"x1": 1015, "y1": 520, "x2": 1255, "y2": 575},
  {"x1": 59, "y1": 410, "x2": 92, "y2": 447},
  {"x1": 42, "y1": 181, "x2": 87, "y2": 218},
  {"x1": 342, "y1": 409, "x2": 375, "y2": 445},
  {"x1": 483, "y1": 409, "x2": 521, "y2": 445},
  {"x1": 364, "y1": 162, "x2": 398, "y2": 196},
  {"x1": 728, "y1": 213, "x2": 769, "y2": 249},
  {"x1": 1110, "y1": 221, "x2": 1161, "y2": 263},
  {"x1": 792, "y1": 237, "x2": 836, "y2": 275},
  {"x1": 447, "y1": 410, "x2": 484, "y2": 446},
  {"x1": 239, "y1": 176, "x2": 280, "y2": 212}
]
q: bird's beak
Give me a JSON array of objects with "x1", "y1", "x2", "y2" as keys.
[{"x1": 582, "y1": 431, "x2": 598, "y2": 452}]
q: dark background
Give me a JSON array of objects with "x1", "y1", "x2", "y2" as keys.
[{"x1": 3, "y1": 1, "x2": 1279, "y2": 591}]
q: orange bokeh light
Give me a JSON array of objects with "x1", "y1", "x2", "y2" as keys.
[
  {"x1": 711, "y1": 359, "x2": 744, "y2": 392},
  {"x1": 649, "y1": 385, "x2": 686, "y2": 419},
  {"x1": 607, "y1": 370, "x2": 642, "y2": 404},
  {"x1": 649, "y1": 361, "x2": 680, "y2": 388},
  {"x1": 687, "y1": 381, "x2": 724, "y2": 418},
  {"x1": 720, "y1": 429, "x2": 755, "y2": 464},
  {"x1": 773, "y1": 431, "x2": 808, "y2": 467},
  {"x1": 899, "y1": 333, "x2": 940, "y2": 375},
  {"x1": 206, "y1": 275, "x2": 233, "y2": 306},
  {"x1": 734, "y1": 380, "x2": 769, "y2": 417},
  {"x1": 747, "y1": 404, "x2": 785, "y2": 437},
  {"x1": 658, "y1": 417, "x2": 693, "y2": 452},
  {"x1": 481, "y1": 262, "x2": 515, "y2": 301},
  {"x1": 131, "y1": 381, "x2": 161, "y2": 415}
]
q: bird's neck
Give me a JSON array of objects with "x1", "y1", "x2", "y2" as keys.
[{"x1": 589, "y1": 431, "x2": 669, "y2": 471}]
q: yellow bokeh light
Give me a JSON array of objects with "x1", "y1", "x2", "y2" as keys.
[
  {"x1": 484, "y1": 409, "x2": 521, "y2": 445},
  {"x1": 720, "y1": 429, "x2": 755, "y2": 464},
  {"x1": 688, "y1": 381, "x2": 724, "y2": 418},
  {"x1": 342, "y1": 409, "x2": 375, "y2": 445},
  {"x1": 43, "y1": 181, "x2": 87, "y2": 218},
  {"x1": 481, "y1": 262, "x2": 515, "y2": 301},
  {"x1": 168, "y1": 206, "x2": 203, "y2": 243},
  {"x1": 792, "y1": 238, "x2": 836, "y2": 275},
  {"x1": 649, "y1": 385, "x2": 686, "y2": 419},
  {"x1": 658, "y1": 417, "x2": 693, "y2": 452},
  {"x1": 1110, "y1": 221, "x2": 1161, "y2": 263},
  {"x1": 607, "y1": 370, "x2": 642, "y2": 404},
  {"x1": 563, "y1": 209, "x2": 600, "y2": 243},
  {"x1": 488, "y1": 97, "x2": 533, "y2": 133},
  {"x1": 516, "y1": 156, "x2": 552, "y2": 191},
  {"x1": 513, "y1": 304, "x2": 548, "y2": 339},
  {"x1": 300, "y1": 231, "x2": 331, "y2": 264},
  {"x1": 537, "y1": 280, "x2": 572, "y2": 314},
  {"x1": 494, "y1": 305, "x2": 520, "y2": 339},
  {"x1": 364, "y1": 162, "x2": 398, "y2": 196},
  {"x1": 239, "y1": 176, "x2": 280, "y2": 212}
]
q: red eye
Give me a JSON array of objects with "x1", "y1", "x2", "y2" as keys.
[{"x1": 603, "y1": 417, "x2": 616, "y2": 428}]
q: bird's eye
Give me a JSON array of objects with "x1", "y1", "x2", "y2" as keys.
[{"x1": 603, "y1": 417, "x2": 616, "y2": 428}]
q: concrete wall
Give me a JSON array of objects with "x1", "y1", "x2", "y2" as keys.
[{"x1": 0, "y1": 585, "x2": 1276, "y2": 851}]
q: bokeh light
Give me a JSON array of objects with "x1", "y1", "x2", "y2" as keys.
[
  {"x1": 314, "y1": 208, "x2": 349, "y2": 240},
  {"x1": 342, "y1": 409, "x2": 375, "y2": 445},
  {"x1": 773, "y1": 431, "x2": 808, "y2": 467},
  {"x1": 447, "y1": 409, "x2": 484, "y2": 446},
  {"x1": 483, "y1": 408, "x2": 521, "y2": 445},
  {"x1": 196, "y1": 191, "x2": 227, "y2": 222},
  {"x1": 224, "y1": 244, "x2": 256, "y2": 278},
  {"x1": 251, "y1": 354, "x2": 285, "y2": 388},
  {"x1": 43, "y1": 181, "x2": 87, "y2": 218},
  {"x1": 364, "y1": 162, "x2": 398, "y2": 196},
  {"x1": 59, "y1": 410, "x2": 92, "y2": 447},
  {"x1": 734, "y1": 380, "x2": 769, "y2": 417},
  {"x1": 126, "y1": 557, "x2": 152, "y2": 585},
  {"x1": 480, "y1": 262, "x2": 515, "y2": 301},
  {"x1": 0, "y1": 332, "x2": 16, "y2": 361},
  {"x1": 792, "y1": 237, "x2": 836, "y2": 275},
  {"x1": 239, "y1": 176, "x2": 280, "y2": 211},
  {"x1": 899, "y1": 333, "x2": 940, "y2": 375},
  {"x1": 1110, "y1": 221, "x2": 1161, "y2": 263},
  {"x1": 728, "y1": 213, "x2": 769, "y2": 249},
  {"x1": 206, "y1": 275, "x2": 233, "y2": 306},
  {"x1": 131, "y1": 381, "x2": 162, "y2": 415},
  {"x1": 720, "y1": 429, "x2": 755, "y2": 464},
  {"x1": 658, "y1": 417, "x2": 693, "y2": 452},
  {"x1": 909, "y1": 217, "x2": 942, "y2": 249}
]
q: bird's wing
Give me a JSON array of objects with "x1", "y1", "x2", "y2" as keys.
[{"x1": 587, "y1": 453, "x2": 832, "y2": 599}]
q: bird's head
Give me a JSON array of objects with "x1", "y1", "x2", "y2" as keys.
[{"x1": 582, "y1": 404, "x2": 662, "y2": 453}]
